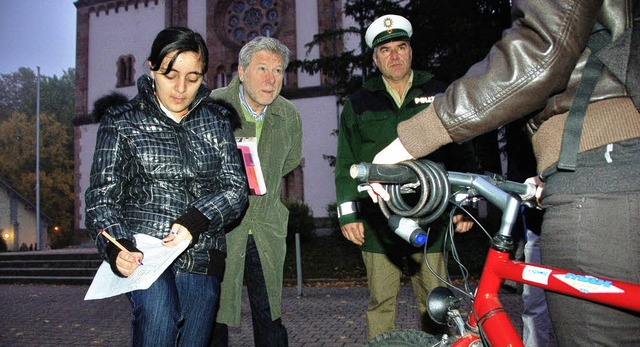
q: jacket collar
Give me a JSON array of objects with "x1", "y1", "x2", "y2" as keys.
[
  {"x1": 137, "y1": 74, "x2": 210, "y2": 121},
  {"x1": 363, "y1": 69, "x2": 433, "y2": 92}
]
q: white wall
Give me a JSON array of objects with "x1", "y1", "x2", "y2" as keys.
[
  {"x1": 187, "y1": 0, "x2": 207, "y2": 38},
  {"x1": 294, "y1": 0, "x2": 320, "y2": 88},
  {"x1": 79, "y1": 1, "x2": 166, "y2": 232},
  {"x1": 77, "y1": 123, "x2": 99, "y2": 230},
  {"x1": 0, "y1": 187, "x2": 47, "y2": 251},
  {"x1": 292, "y1": 95, "x2": 339, "y2": 218},
  {"x1": 87, "y1": 1, "x2": 165, "y2": 109}
]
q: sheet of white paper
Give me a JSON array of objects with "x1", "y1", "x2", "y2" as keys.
[{"x1": 84, "y1": 233, "x2": 190, "y2": 300}]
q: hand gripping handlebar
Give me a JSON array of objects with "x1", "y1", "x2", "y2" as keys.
[{"x1": 350, "y1": 160, "x2": 538, "y2": 248}]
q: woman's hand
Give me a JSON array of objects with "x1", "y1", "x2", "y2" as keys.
[
  {"x1": 162, "y1": 223, "x2": 193, "y2": 247},
  {"x1": 115, "y1": 250, "x2": 143, "y2": 277}
]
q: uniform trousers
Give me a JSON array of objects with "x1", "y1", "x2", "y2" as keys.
[{"x1": 362, "y1": 250, "x2": 446, "y2": 339}]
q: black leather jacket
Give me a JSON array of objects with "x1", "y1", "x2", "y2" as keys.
[
  {"x1": 434, "y1": 0, "x2": 634, "y2": 140},
  {"x1": 85, "y1": 75, "x2": 248, "y2": 275}
]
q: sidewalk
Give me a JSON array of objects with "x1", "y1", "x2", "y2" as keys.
[{"x1": 0, "y1": 282, "x2": 524, "y2": 346}]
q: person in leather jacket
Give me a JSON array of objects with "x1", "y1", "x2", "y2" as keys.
[
  {"x1": 85, "y1": 27, "x2": 248, "y2": 346},
  {"x1": 371, "y1": 1, "x2": 640, "y2": 345}
]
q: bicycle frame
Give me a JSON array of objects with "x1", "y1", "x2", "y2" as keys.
[
  {"x1": 352, "y1": 161, "x2": 640, "y2": 346},
  {"x1": 445, "y1": 171, "x2": 640, "y2": 346},
  {"x1": 458, "y1": 246, "x2": 640, "y2": 347}
]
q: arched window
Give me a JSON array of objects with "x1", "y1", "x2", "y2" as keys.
[
  {"x1": 116, "y1": 54, "x2": 135, "y2": 87},
  {"x1": 216, "y1": 65, "x2": 227, "y2": 88}
]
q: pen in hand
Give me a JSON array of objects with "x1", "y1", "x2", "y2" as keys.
[{"x1": 99, "y1": 229, "x2": 143, "y2": 265}]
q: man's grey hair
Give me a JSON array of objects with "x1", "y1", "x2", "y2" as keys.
[{"x1": 238, "y1": 36, "x2": 291, "y2": 70}]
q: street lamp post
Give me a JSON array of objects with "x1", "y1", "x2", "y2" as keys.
[{"x1": 36, "y1": 66, "x2": 41, "y2": 251}]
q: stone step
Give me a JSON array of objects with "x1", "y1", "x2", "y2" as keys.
[
  {"x1": 0, "y1": 259, "x2": 102, "y2": 269},
  {"x1": 0, "y1": 267, "x2": 98, "y2": 277},
  {"x1": 0, "y1": 248, "x2": 102, "y2": 285},
  {"x1": 0, "y1": 251, "x2": 100, "y2": 261},
  {"x1": 0, "y1": 276, "x2": 95, "y2": 285}
]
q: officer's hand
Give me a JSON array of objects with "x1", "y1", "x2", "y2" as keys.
[
  {"x1": 452, "y1": 214, "x2": 474, "y2": 233},
  {"x1": 341, "y1": 222, "x2": 365, "y2": 246}
]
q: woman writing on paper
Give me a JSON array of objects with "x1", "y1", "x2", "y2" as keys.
[{"x1": 85, "y1": 27, "x2": 248, "y2": 346}]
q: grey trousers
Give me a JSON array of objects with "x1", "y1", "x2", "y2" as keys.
[
  {"x1": 522, "y1": 229, "x2": 555, "y2": 347},
  {"x1": 540, "y1": 191, "x2": 640, "y2": 346}
]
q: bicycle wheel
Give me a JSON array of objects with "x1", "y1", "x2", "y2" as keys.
[{"x1": 363, "y1": 329, "x2": 441, "y2": 346}]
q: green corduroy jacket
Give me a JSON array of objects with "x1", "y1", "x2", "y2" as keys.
[{"x1": 210, "y1": 77, "x2": 303, "y2": 325}]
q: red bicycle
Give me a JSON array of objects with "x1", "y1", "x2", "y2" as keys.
[{"x1": 350, "y1": 160, "x2": 640, "y2": 347}]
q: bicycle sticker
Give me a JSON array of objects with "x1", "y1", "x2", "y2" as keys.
[
  {"x1": 522, "y1": 265, "x2": 552, "y2": 285},
  {"x1": 554, "y1": 273, "x2": 625, "y2": 294}
]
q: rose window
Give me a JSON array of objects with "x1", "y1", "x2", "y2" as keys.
[{"x1": 225, "y1": 0, "x2": 279, "y2": 44}]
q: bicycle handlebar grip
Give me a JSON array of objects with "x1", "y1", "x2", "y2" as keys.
[{"x1": 350, "y1": 162, "x2": 418, "y2": 184}]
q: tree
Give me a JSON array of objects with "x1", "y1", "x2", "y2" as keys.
[
  {"x1": 0, "y1": 68, "x2": 75, "y2": 126},
  {"x1": 291, "y1": 0, "x2": 512, "y2": 100},
  {"x1": 291, "y1": 0, "x2": 407, "y2": 101},
  {"x1": 0, "y1": 68, "x2": 38, "y2": 121},
  {"x1": 0, "y1": 67, "x2": 76, "y2": 248},
  {"x1": 0, "y1": 113, "x2": 74, "y2": 248},
  {"x1": 408, "y1": 0, "x2": 512, "y2": 82},
  {"x1": 41, "y1": 69, "x2": 76, "y2": 130}
]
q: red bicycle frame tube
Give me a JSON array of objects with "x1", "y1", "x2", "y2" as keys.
[{"x1": 452, "y1": 247, "x2": 640, "y2": 347}]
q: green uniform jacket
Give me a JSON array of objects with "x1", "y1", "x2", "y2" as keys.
[
  {"x1": 335, "y1": 70, "x2": 476, "y2": 254},
  {"x1": 210, "y1": 77, "x2": 303, "y2": 325}
]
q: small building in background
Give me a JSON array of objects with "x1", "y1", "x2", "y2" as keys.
[{"x1": 0, "y1": 178, "x2": 48, "y2": 251}]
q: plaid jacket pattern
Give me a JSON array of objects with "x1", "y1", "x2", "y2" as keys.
[{"x1": 85, "y1": 75, "x2": 248, "y2": 274}]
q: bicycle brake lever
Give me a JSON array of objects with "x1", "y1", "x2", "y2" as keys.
[{"x1": 356, "y1": 183, "x2": 372, "y2": 193}]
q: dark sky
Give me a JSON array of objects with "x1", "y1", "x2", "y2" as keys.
[{"x1": 0, "y1": 0, "x2": 76, "y2": 76}]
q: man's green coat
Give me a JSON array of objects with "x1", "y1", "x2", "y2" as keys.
[{"x1": 210, "y1": 77, "x2": 303, "y2": 325}]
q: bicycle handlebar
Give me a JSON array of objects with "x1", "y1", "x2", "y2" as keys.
[
  {"x1": 350, "y1": 160, "x2": 538, "y2": 249},
  {"x1": 350, "y1": 161, "x2": 537, "y2": 202},
  {"x1": 350, "y1": 162, "x2": 419, "y2": 184}
]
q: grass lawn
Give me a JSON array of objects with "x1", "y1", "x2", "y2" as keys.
[
  {"x1": 283, "y1": 225, "x2": 497, "y2": 286},
  {"x1": 284, "y1": 233, "x2": 366, "y2": 284}
]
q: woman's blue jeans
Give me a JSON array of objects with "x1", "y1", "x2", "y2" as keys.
[{"x1": 127, "y1": 267, "x2": 221, "y2": 346}]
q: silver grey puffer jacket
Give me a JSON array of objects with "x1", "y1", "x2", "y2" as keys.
[{"x1": 85, "y1": 75, "x2": 248, "y2": 274}]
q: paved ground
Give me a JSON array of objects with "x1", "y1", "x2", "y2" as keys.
[{"x1": 0, "y1": 282, "x2": 525, "y2": 346}]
